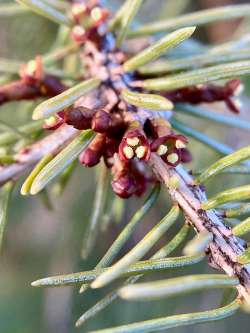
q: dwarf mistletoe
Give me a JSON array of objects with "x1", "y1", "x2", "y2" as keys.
[{"x1": 1, "y1": 1, "x2": 250, "y2": 332}]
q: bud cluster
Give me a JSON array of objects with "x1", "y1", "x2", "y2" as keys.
[
  {"x1": 71, "y1": 0, "x2": 110, "y2": 44},
  {"x1": 0, "y1": 0, "x2": 245, "y2": 199},
  {"x1": 0, "y1": 56, "x2": 66, "y2": 106},
  {"x1": 148, "y1": 118, "x2": 190, "y2": 167},
  {"x1": 44, "y1": 102, "x2": 191, "y2": 197},
  {"x1": 42, "y1": 0, "x2": 249, "y2": 198},
  {"x1": 2, "y1": 3, "x2": 250, "y2": 331},
  {"x1": 164, "y1": 79, "x2": 243, "y2": 113}
]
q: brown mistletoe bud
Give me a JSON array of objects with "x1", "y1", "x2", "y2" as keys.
[
  {"x1": 119, "y1": 121, "x2": 150, "y2": 162},
  {"x1": 64, "y1": 107, "x2": 93, "y2": 130},
  {"x1": 0, "y1": 80, "x2": 40, "y2": 106},
  {"x1": 79, "y1": 133, "x2": 105, "y2": 167},
  {"x1": 105, "y1": 138, "x2": 120, "y2": 157},
  {"x1": 0, "y1": 55, "x2": 66, "y2": 106},
  {"x1": 111, "y1": 156, "x2": 136, "y2": 198},
  {"x1": 165, "y1": 79, "x2": 243, "y2": 113},
  {"x1": 91, "y1": 110, "x2": 125, "y2": 137},
  {"x1": 146, "y1": 118, "x2": 172, "y2": 138},
  {"x1": 19, "y1": 56, "x2": 43, "y2": 85},
  {"x1": 112, "y1": 173, "x2": 137, "y2": 199},
  {"x1": 151, "y1": 134, "x2": 188, "y2": 167},
  {"x1": 105, "y1": 113, "x2": 126, "y2": 138},
  {"x1": 71, "y1": 1, "x2": 109, "y2": 44},
  {"x1": 180, "y1": 148, "x2": 192, "y2": 164},
  {"x1": 40, "y1": 75, "x2": 67, "y2": 96},
  {"x1": 19, "y1": 56, "x2": 66, "y2": 96},
  {"x1": 214, "y1": 80, "x2": 243, "y2": 113},
  {"x1": 71, "y1": 0, "x2": 108, "y2": 26},
  {"x1": 111, "y1": 153, "x2": 152, "y2": 198},
  {"x1": 91, "y1": 109, "x2": 111, "y2": 133},
  {"x1": 131, "y1": 166, "x2": 148, "y2": 197},
  {"x1": 103, "y1": 137, "x2": 120, "y2": 167}
]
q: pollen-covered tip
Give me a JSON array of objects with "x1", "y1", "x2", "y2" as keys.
[
  {"x1": 157, "y1": 144, "x2": 168, "y2": 156},
  {"x1": 91, "y1": 7, "x2": 110, "y2": 27},
  {"x1": 71, "y1": 25, "x2": 87, "y2": 43},
  {"x1": 123, "y1": 146, "x2": 134, "y2": 159},
  {"x1": 175, "y1": 139, "x2": 186, "y2": 149},
  {"x1": 135, "y1": 146, "x2": 147, "y2": 159},
  {"x1": 167, "y1": 153, "x2": 179, "y2": 165},
  {"x1": 43, "y1": 114, "x2": 64, "y2": 130},
  {"x1": 151, "y1": 134, "x2": 188, "y2": 167},
  {"x1": 71, "y1": 2, "x2": 87, "y2": 23},
  {"x1": 119, "y1": 122, "x2": 150, "y2": 161},
  {"x1": 127, "y1": 137, "x2": 140, "y2": 146}
]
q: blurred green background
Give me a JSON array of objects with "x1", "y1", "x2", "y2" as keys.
[{"x1": 0, "y1": 0, "x2": 250, "y2": 332}]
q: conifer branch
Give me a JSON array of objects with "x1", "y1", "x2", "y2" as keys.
[
  {"x1": 2, "y1": 1, "x2": 250, "y2": 331},
  {"x1": 149, "y1": 153, "x2": 250, "y2": 301},
  {"x1": 0, "y1": 125, "x2": 78, "y2": 185}
]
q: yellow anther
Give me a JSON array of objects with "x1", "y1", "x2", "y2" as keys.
[
  {"x1": 157, "y1": 144, "x2": 168, "y2": 156},
  {"x1": 127, "y1": 137, "x2": 140, "y2": 146},
  {"x1": 44, "y1": 116, "x2": 57, "y2": 127},
  {"x1": 176, "y1": 140, "x2": 186, "y2": 149},
  {"x1": 123, "y1": 146, "x2": 134, "y2": 159},
  {"x1": 91, "y1": 7, "x2": 102, "y2": 21},
  {"x1": 72, "y1": 3, "x2": 87, "y2": 16},
  {"x1": 167, "y1": 153, "x2": 179, "y2": 164},
  {"x1": 135, "y1": 146, "x2": 146, "y2": 159},
  {"x1": 73, "y1": 25, "x2": 86, "y2": 35}
]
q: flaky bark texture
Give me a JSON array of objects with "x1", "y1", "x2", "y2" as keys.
[{"x1": 150, "y1": 153, "x2": 250, "y2": 301}]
